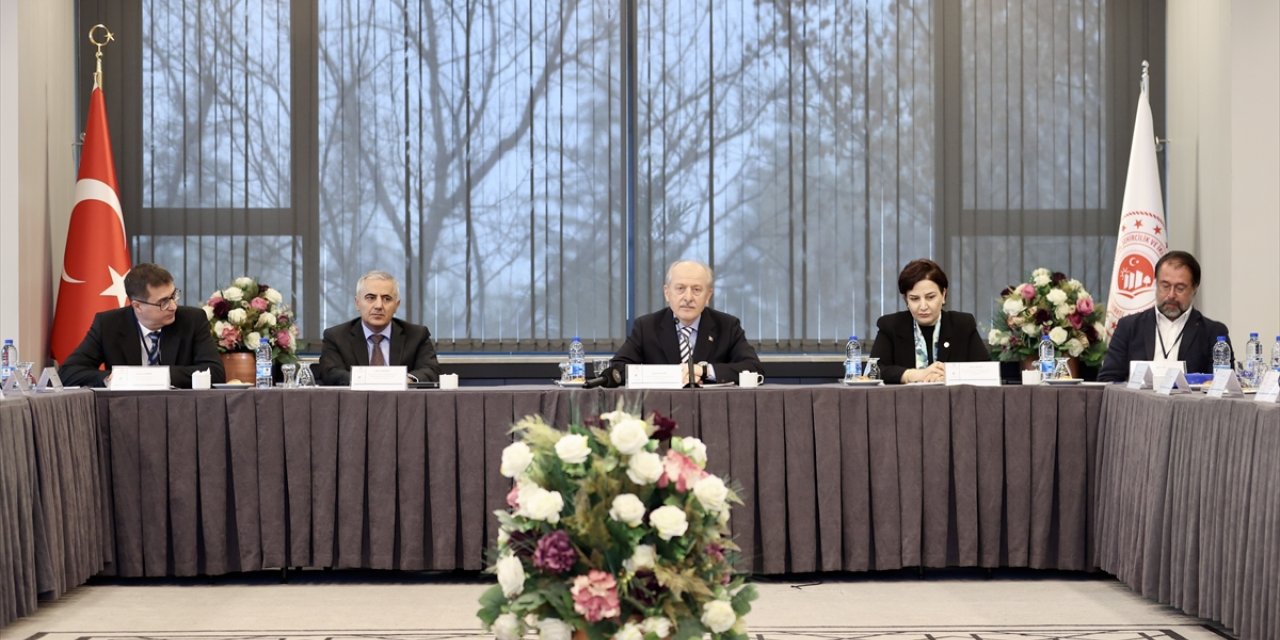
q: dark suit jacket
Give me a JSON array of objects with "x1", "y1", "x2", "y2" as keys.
[
  {"x1": 58, "y1": 306, "x2": 226, "y2": 388},
  {"x1": 1097, "y1": 308, "x2": 1231, "y2": 382},
  {"x1": 870, "y1": 309, "x2": 990, "y2": 384},
  {"x1": 612, "y1": 307, "x2": 764, "y2": 382},
  {"x1": 315, "y1": 317, "x2": 441, "y2": 385}
]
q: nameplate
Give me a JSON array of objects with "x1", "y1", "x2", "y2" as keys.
[
  {"x1": 944, "y1": 361, "x2": 1001, "y2": 387},
  {"x1": 351, "y1": 366, "x2": 409, "y2": 391},
  {"x1": 109, "y1": 366, "x2": 171, "y2": 390},
  {"x1": 36, "y1": 368, "x2": 64, "y2": 392},
  {"x1": 626, "y1": 364, "x2": 685, "y2": 390},
  {"x1": 1127, "y1": 363, "x2": 1153, "y2": 389},
  {"x1": 1154, "y1": 368, "x2": 1190, "y2": 395},
  {"x1": 1205, "y1": 368, "x2": 1244, "y2": 398},
  {"x1": 1, "y1": 375, "x2": 19, "y2": 393},
  {"x1": 1255, "y1": 371, "x2": 1280, "y2": 403}
]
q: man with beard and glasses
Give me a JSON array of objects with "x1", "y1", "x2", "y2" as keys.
[{"x1": 1098, "y1": 250, "x2": 1232, "y2": 382}]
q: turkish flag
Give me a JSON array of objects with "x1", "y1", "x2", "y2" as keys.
[{"x1": 50, "y1": 86, "x2": 132, "y2": 363}]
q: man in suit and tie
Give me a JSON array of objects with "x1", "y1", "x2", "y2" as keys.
[
  {"x1": 59, "y1": 263, "x2": 226, "y2": 388},
  {"x1": 315, "y1": 270, "x2": 441, "y2": 386},
  {"x1": 612, "y1": 259, "x2": 763, "y2": 386},
  {"x1": 1098, "y1": 250, "x2": 1232, "y2": 382}
]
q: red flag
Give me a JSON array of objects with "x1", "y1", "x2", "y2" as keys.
[{"x1": 50, "y1": 87, "x2": 132, "y2": 363}]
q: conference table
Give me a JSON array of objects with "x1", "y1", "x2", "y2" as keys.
[{"x1": 2, "y1": 383, "x2": 1276, "y2": 640}]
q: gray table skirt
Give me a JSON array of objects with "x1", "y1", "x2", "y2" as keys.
[
  {"x1": 1094, "y1": 386, "x2": 1279, "y2": 640},
  {"x1": 94, "y1": 384, "x2": 1102, "y2": 577},
  {"x1": 0, "y1": 390, "x2": 102, "y2": 629}
]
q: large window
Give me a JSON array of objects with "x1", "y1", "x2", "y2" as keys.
[{"x1": 79, "y1": 0, "x2": 1163, "y2": 353}]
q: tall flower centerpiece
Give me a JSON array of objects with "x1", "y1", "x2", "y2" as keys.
[
  {"x1": 478, "y1": 408, "x2": 756, "y2": 640},
  {"x1": 203, "y1": 277, "x2": 300, "y2": 366},
  {"x1": 988, "y1": 268, "x2": 1108, "y2": 367}
]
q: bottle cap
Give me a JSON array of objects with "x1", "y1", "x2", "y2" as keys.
[
  {"x1": 1250, "y1": 332, "x2": 1259, "y2": 338},
  {"x1": 849, "y1": 335, "x2": 857, "y2": 341},
  {"x1": 1217, "y1": 336, "x2": 1226, "y2": 341}
]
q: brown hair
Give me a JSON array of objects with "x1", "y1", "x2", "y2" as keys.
[
  {"x1": 124, "y1": 263, "x2": 174, "y2": 301},
  {"x1": 1154, "y1": 250, "x2": 1201, "y2": 287},
  {"x1": 897, "y1": 259, "x2": 949, "y2": 295}
]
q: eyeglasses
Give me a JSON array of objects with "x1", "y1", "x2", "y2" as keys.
[
  {"x1": 1156, "y1": 282, "x2": 1191, "y2": 296},
  {"x1": 134, "y1": 289, "x2": 181, "y2": 309}
]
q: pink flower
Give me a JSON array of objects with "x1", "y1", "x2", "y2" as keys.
[
  {"x1": 1019, "y1": 283, "x2": 1036, "y2": 300},
  {"x1": 1076, "y1": 297, "x2": 1094, "y2": 315},
  {"x1": 1068, "y1": 313, "x2": 1083, "y2": 329},
  {"x1": 276, "y1": 331, "x2": 292, "y2": 348},
  {"x1": 658, "y1": 450, "x2": 706, "y2": 493},
  {"x1": 506, "y1": 483, "x2": 520, "y2": 509},
  {"x1": 250, "y1": 297, "x2": 270, "y2": 311},
  {"x1": 218, "y1": 326, "x2": 242, "y2": 349},
  {"x1": 570, "y1": 569, "x2": 621, "y2": 622}
]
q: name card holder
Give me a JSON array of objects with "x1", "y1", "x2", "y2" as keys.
[
  {"x1": 1, "y1": 375, "x2": 19, "y2": 394},
  {"x1": 1127, "y1": 363, "x2": 1153, "y2": 390},
  {"x1": 36, "y1": 368, "x2": 64, "y2": 392},
  {"x1": 109, "y1": 366, "x2": 171, "y2": 390},
  {"x1": 626, "y1": 364, "x2": 685, "y2": 390},
  {"x1": 944, "y1": 361, "x2": 1001, "y2": 387},
  {"x1": 1255, "y1": 371, "x2": 1280, "y2": 404},
  {"x1": 1205, "y1": 368, "x2": 1244, "y2": 398},
  {"x1": 1154, "y1": 368, "x2": 1190, "y2": 395},
  {"x1": 351, "y1": 366, "x2": 408, "y2": 391}
]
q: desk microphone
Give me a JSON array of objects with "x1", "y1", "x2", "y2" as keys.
[{"x1": 584, "y1": 364, "x2": 624, "y2": 389}]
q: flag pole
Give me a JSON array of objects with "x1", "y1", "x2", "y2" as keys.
[
  {"x1": 1141, "y1": 59, "x2": 1149, "y2": 95},
  {"x1": 88, "y1": 24, "x2": 114, "y2": 90}
]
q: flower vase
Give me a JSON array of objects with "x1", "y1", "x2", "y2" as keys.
[
  {"x1": 1020, "y1": 355, "x2": 1080, "y2": 378},
  {"x1": 221, "y1": 352, "x2": 256, "y2": 384}
]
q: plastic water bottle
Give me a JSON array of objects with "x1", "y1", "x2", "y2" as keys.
[
  {"x1": 1211, "y1": 336, "x2": 1232, "y2": 371},
  {"x1": 568, "y1": 336, "x2": 586, "y2": 383},
  {"x1": 1243, "y1": 332, "x2": 1263, "y2": 386},
  {"x1": 255, "y1": 337, "x2": 273, "y2": 388},
  {"x1": 1038, "y1": 334, "x2": 1055, "y2": 378},
  {"x1": 0, "y1": 339, "x2": 16, "y2": 385},
  {"x1": 1272, "y1": 336, "x2": 1280, "y2": 373},
  {"x1": 844, "y1": 336, "x2": 862, "y2": 381}
]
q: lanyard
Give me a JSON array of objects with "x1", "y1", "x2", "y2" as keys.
[{"x1": 1157, "y1": 323, "x2": 1186, "y2": 360}]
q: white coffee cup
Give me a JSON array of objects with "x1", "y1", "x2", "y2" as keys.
[
  {"x1": 738, "y1": 371, "x2": 764, "y2": 388},
  {"x1": 439, "y1": 373, "x2": 459, "y2": 390},
  {"x1": 1021, "y1": 370, "x2": 1042, "y2": 386},
  {"x1": 191, "y1": 369, "x2": 212, "y2": 390}
]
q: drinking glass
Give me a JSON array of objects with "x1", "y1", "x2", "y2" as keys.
[
  {"x1": 15, "y1": 362, "x2": 34, "y2": 391},
  {"x1": 593, "y1": 358, "x2": 611, "y2": 378},
  {"x1": 295, "y1": 363, "x2": 316, "y2": 387},
  {"x1": 559, "y1": 362, "x2": 572, "y2": 382},
  {"x1": 281, "y1": 363, "x2": 298, "y2": 388},
  {"x1": 1053, "y1": 357, "x2": 1072, "y2": 380},
  {"x1": 864, "y1": 357, "x2": 881, "y2": 381}
]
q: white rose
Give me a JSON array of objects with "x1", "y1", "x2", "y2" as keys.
[
  {"x1": 987, "y1": 329, "x2": 1004, "y2": 345},
  {"x1": 610, "y1": 418, "x2": 651, "y2": 455},
  {"x1": 222, "y1": 286, "x2": 244, "y2": 302},
  {"x1": 649, "y1": 505, "x2": 688, "y2": 540},
  {"x1": 700, "y1": 600, "x2": 737, "y2": 633},
  {"x1": 1032, "y1": 267, "x2": 1051, "y2": 278},
  {"x1": 1002, "y1": 298, "x2": 1025, "y2": 316},
  {"x1": 1046, "y1": 288, "x2": 1067, "y2": 305},
  {"x1": 538, "y1": 618, "x2": 572, "y2": 640},
  {"x1": 263, "y1": 288, "x2": 283, "y2": 304},
  {"x1": 227, "y1": 308, "x2": 248, "y2": 324},
  {"x1": 233, "y1": 276, "x2": 254, "y2": 289},
  {"x1": 1049, "y1": 326, "x2": 1068, "y2": 345},
  {"x1": 608, "y1": 493, "x2": 646, "y2": 527},
  {"x1": 213, "y1": 321, "x2": 229, "y2": 336},
  {"x1": 600, "y1": 409, "x2": 631, "y2": 425},
  {"x1": 202, "y1": 305, "x2": 214, "y2": 321},
  {"x1": 1094, "y1": 322, "x2": 1107, "y2": 337},
  {"x1": 1055, "y1": 303, "x2": 1073, "y2": 320},
  {"x1": 256, "y1": 312, "x2": 277, "y2": 328},
  {"x1": 554, "y1": 434, "x2": 591, "y2": 464},
  {"x1": 675, "y1": 437, "x2": 707, "y2": 466},
  {"x1": 519, "y1": 486, "x2": 564, "y2": 524},
  {"x1": 1022, "y1": 322, "x2": 1041, "y2": 337},
  {"x1": 496, "y1": 554, "x2": 525, "y2": 597},
  {"x1": 492, "y1": 612, "x2": 522, "y2": 640},
  {"x1": 627, "y1": 451, "x2": 664, "y2": 485},
  {"x1": 625, "y1": 544, "x2": 656, "y2": 572},
  {"x1": 1000, "y1": 333, "x2": 1012, "y2": 346},
  {"x1": 1066, "y1": 279, "x2": 1083, "y2": 292},
  {"x1": 501, "y1": 442, "x2": 534, "y2": 478},
  {"x1": 641, "y1": 617, "x2": 672, "y2": 639},
  {"x1": 613, "y1": 622, "x2": 644, "y2": 640},
  {"x1": 245, "y1": 331, "x2": 262, "y2": 347},
  {"x1": 1066, "y1": 337, "x2": 1086, "y2": 357},
  {"x1": 1033, "y1": 273, "x2": 1051, "y2": 287},
  {"x1": 692, "y1": 475, "x2": 729, "y2": 513}
]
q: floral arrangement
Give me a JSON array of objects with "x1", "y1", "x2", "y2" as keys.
[
  {"x1": 202, "y1": 276, "x2": 300, "y2": 363},
  {"x1": 477, "y1": 407, "x2": 756, "y2": 640},
  {"x1": 988, "y1": 267, "x2": 1108, "y2": 366}
]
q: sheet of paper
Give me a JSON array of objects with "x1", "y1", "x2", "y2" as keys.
[{"x1": 351, "y1": 366, "x2": 409, "y2": 391}]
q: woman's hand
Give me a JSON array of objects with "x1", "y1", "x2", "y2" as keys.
[{"x1": 906, "y1": 361, "x2": 946, "y2": 383}]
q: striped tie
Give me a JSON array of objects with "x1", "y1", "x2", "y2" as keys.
[
  {"x1": 146, "y1": 331, "x2": 161, "y2": 366},
  {"x1": 678, "y1": 325, "x2": 693, "y2": 364}
]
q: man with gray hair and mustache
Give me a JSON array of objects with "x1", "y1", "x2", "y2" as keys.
[{"x1": 315, "y1": 269, "x2": 441, "y2": 385}]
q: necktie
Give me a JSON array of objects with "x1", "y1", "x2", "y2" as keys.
[
  {"x1": 369, "y1": 334, "x2": 386, "y2": 366},
  {"x1": 146, "y1": 331, "x2": 161, "y2": 366},
  {"x1": 678, "y1": 325, "x2": 693, "y2": 364}
]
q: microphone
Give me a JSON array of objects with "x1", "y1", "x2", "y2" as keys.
[{"x1": 584, "y1": 364, "x2": 625, "y2": 389}]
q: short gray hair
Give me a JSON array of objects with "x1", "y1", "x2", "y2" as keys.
[
  {"x1": 665, "y1": 260, "x2": 714, "y2": 286},
  {"x1": 355, "y1": 270, "x2": 401, "y2": 299}
]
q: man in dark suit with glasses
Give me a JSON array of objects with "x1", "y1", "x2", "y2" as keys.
[{"x1": 59, "y1": 263, "x2": 225, "y2": 388}]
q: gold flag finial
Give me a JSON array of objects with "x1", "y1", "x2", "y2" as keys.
[{"x1": 88, "y1": 24, "x2": 115, "y2": 90}]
